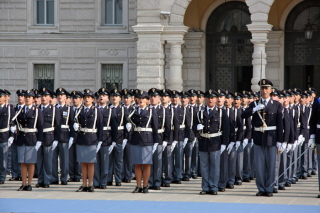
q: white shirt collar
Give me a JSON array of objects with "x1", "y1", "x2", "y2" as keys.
[
  {"x1": 25, "y1": 105, "x2": 32, "y2": 109},
  {"x1": 0, "y1": 103, "x2": 5, "y2": 108},
  {"x1": 84, "y1": 105, "x2": 92, "y2": 110}
]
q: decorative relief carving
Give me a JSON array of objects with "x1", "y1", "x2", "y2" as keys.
[
  {"x1": 38, "y1": 49, "x2": 50, "y2": 56},
  {"x1": 108, "y1": 49, "x2": 118, "y2": 56}
]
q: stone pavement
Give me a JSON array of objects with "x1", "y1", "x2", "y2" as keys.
[{"x1": 0, "y1": 175, "x2": 319, "y2": 206}]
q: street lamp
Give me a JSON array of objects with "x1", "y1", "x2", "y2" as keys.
[
  {"x1": 220, "y1": 27, "x2": 229, "y2": 45},
  {"x1": 304, "y1": 19, "x2": 314, "y2": 40}
]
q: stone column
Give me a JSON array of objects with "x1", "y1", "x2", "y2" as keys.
[
  {"x1": 246, "y1": 0, "x2": 275, "y2": 91},
  {"x1": 166, "y1": 41, "x2": 184, "y2": 91},
  {"x1": 133, "y1": 0, "x2": 165, "y2": 90}
]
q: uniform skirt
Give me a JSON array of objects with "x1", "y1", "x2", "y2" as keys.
[
  {"x1": 130, "y1": 145, "x2": 153, "y2": 165},
  {"x1": 76, "y1": 144, "x2": 97, "y2": 163},
  {"x1": 17, "y1": 145, "x2": 37, "y2": 164}
]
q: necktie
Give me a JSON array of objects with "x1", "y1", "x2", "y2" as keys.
[
  {"x1": 85, "y1": 108, "x2": 89, "y2": 115},
  {"x1": 208, "y1": 109, "x2": 211, "y2": 115},
  {"x1": 18, "y1": 105, "x2": 21, "y2": 110},
  {"x1": 0, "y1": 106, "x2": 2, "y2": 111},
  {"x1": 139, "y1": 108, "x2": 143, "y2": 115},
  {"x1": 25, "y1": 107, "x2": 29, "y2": 114}
]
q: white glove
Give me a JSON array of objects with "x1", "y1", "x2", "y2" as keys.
[
  {"x1": 122, "y1": 139, "x2": 128, "y2": 150},
  {"x1": 308, "y1": 138, "x2": 316, "y2": 150},
  {"x1": 292, "y1": 140, "x2": 297, "y2": 150},
  {"x1": 126, "y1": 123, "x2": 132, "y2": 132},
  {"x1": 35, "y1": 141, "x2": 42, "y2": 151},
  {"x1": 96, "y1": 141, "x2": 102, "y2": 153},
  {"x1": 52, "y1": 140, "x2": 58, "y2": 151},
  {"x1": 191, "y1": 139, "x2": 196, "y2": 148},
  {"x1": 10, "y1": 126, "x2": 16, "y2": 133},
  {"x1": 253, "y1": 104, "x2": 265, "y2": 113},
  {"x1": 73, "y1": 123, "x2": 80, "y2": 131},
  {"x1": 235, "y1": 141, "x2": 241, "y2": 150},
  {"x1": 152, "y1": 143, "x2": 158, "y2": 154},
  {"x1": 7, "y1": 137, "x2": 14, "y2": 147},
  {"x1": 108, "y1": 142, "x2": 116, "y2": 154},
  {"x1": 162, "y1": 141, "x2": 168, "y2": 151},
  {"x1": 243, "y1": 138, "x2": 249, "y2": 148},
  {"x1": 68, "y1": 137, "x2": 74, "y2": 149},
  {"x1": 276, "y1": 142, "x2": 282, "y2": 151},
  {"x1": 251, "y1": 139, "x2": 254, "y2": 147},
  {"x1": 286, "y1": 144, "x2": 292, "y2": 153},
  {"x1": 170, "y1": 141, "x2": 178, "y2": 153},
  {"x1": 298, "y1": 135, "x2": 304, "y2": 145},
  {"x1": 197, "y1": 124, "x2": 204, "y2": 130},
  {"x1": 281, "y1": 143, "x2": 287, "y2": 153},
  {"x1": 220, "y1": 144, "x2": 226, "y2": 154},
  {"x1": 227, "y1": 142, "x2": 235, "y2": 154},
  {"x1": 183, "y1": 138, "x2": 188, "y2": 149}
]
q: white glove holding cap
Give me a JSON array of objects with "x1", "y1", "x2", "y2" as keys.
[{"x1": 253, "y1": 104, "x2": 265, "y2": 113}]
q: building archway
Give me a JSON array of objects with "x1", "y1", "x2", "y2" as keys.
[
  {"x1": 285, "y1": 0, "x2": 320, "y2": 91},
  {"x1": 206, "y1": 1, "x2": 253, "y2": 91}
]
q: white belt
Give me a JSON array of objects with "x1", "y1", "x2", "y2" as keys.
[
  {"x1": 118, "y1": 126, "x2": 124, "y2": 130},
  {"x1": 254, "y1": 126, "x2": 277, "y2": 132},
  {"x1": 103, "y1": 126, "x2": 111, "y2": 131},
  {"x1": 200, "y1": 132, "x2": 222, "y2": 138},
  {"x1": 317, "y1": 124, "x2": 320, "y2": 128},
  {"x1": 20, "y1": 128, "x2": 38, "y2": 133},
  {"x1": 158, "y1": 129, "x2": 164, "y2": 133},
  {"x1": 180, "y1": 125, "x2": 185, "y2": 129},
  {"x1": 0, "y1": 127, "x2": 9, "y2": 133},
  {"x1": 134, "y1": 127, "x2": 152, "y2": 132},
  {"x1": 61, "y1": 125, "x2": 69, "y2": 129},
  {"x1": 43, "y1": 127, "x2": 55, "y2": 132},
  {"x1": 80, "y1": 128, "x2": 97, "y2": 133}
]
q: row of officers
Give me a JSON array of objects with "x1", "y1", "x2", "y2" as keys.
[{"x1": 0, "y1": 80, "x2": 319, "y2": 197}]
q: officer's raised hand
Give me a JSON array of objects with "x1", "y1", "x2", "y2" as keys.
[{"x1": 253, "y1": 103, "x2": 265, "y2": 113}]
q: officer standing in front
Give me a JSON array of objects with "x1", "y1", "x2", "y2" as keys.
[
  {"x1": 242, "y1": 79, "x2": 284, "y2": 197},
  {"x1": 194, "y1": 89, "x2": 230, "y2": 195}
]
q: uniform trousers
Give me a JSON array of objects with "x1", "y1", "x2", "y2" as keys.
[
  {"x1": 37, "y1": 145, "x2": 53, "y2": 185},
  {"x1": 183, "y1": 142, "x2": 193, "y2": 178},
  {"x1": 191, "y1": 138, "x2": 199, "y2": 177},
  {"x1": 94, "y1": 145, "x2": 110, "y2": 187},
  {"x1": 308, "y1": 149, "x2": 314, "y2": 175},
  {"x1": 235, "y1": 143, "x2": 244, "y2": 183},
  {"x1": 286, "y1": 149, "x2": 294, "y2": 184},
  {"x1": 122, "y1": 143, "x2": 132, "y2": 181},
  {"x1": 317, "y1": 146, "x2": 320, "y2": 188},
  {"x1": 162, "y1": 145, "x2": 173, "y2": 184},
  {"x1": 250, "y1": 141, "x2": 255, "y2": 178},
  {"x1": 243, "y1": 142, "x2": 252, "y2": 179},
  {"x1": 69, "y1": 143, "x2": 81, "y2": 180},
  {"x1": 7, "y1": 146, "x2": 11, "y2": 173},
  {"x1": 293, "y1": 144, "x2": 301, "y2": 180},
  {"x1": 227, "y1": 146, "x2": 237, "y2": 185},
  {"x1": 0, "y1": 142, "x2": 8, "y2": 181},
  {"x1": 313, "y1": 150, "x2": 318, "y2": 173},
  {"x1": 254, "y1": 145, "x2": 276, "y2": 193},
  {"x1": 275, "y1": 151, "x2": 287, "y2": 188},
  {"x1": 218, "y1": 147, "x2": 228, "y2": 189},
  {"x1": 107, "y1": 144, "x2": 123, "y2": 183},
  {"x1": 10, "y1": 143, "x2": 20, "y2": 178},
  {"x1": 52, "y1": 142, "x2": 69, "y2": 182},
  {"x1": 199, "y1": 151, "x2": 220, "y2": 192},
  {"x1": 173, "y1": 141, "x2": 184, "y2": 180},
  {"x1": 298, "y1": 143, "x2": 309, "y2": 178},
  {"x1": 149, "y1": 144, "x2": 163, "y2": 187}
]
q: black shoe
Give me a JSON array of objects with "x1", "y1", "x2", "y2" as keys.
[
  {"x1": 265, "y1": 192, "x2": 273, "y2": 197},
  {"x1": 292, "y1": 179, "x2": 296, "y2": 184},
  {"x1": 162, "y1": 183, "x2": 170, "y2": 187},
  {"x1": 132, "y1": 177, "x2": 136, "y2": 180},
  {"x1": 51, "y1": 181, "x2": 59, "y2": 185},
  {"x1": 243, "y1": 178, "x2": 251, "y2": 182},
  {"x1": 100, "y1": 185, "x2": 107, "y2": 189},
  {"x1": 116, "y1": 182, "x2": 121, "y2": 186},
  {"x1": 107, "y1": 181, "x2": 113, "y2": 186},
  {"x1": 273, "y1": 188, "x2": 278, "y2": 193},
  {"x1": 218, "y1": 188, "x2": 225, "y2": 192},
  {"x1": 256, "y1": 191, "x2": 265, "y2": 196},
  {"x1": 0, "y1": 181, "x2": 4, "y2": 184},
  {"x1": 154, "y1": 186, "x2": 161, "y2": 190},
  {"x1": 182, "y1": 177, "x2": 190, "y2": 181},
  {"x1": 311, "y1": 171, "x2": 317, "y2": 175},
  {"x1": 191, "y1": 175, "x2": 198, "y2": 179},
  {"x1": 235, "y1": 181, "x2": 242, "y2": 185},
  {"x1": 132, "y1": 186, "x2": 142, "y2": 193},
  {"x1": 87, "y1": 186, "x2": 94, "y2": 192},
  {"x1": 301, "y1": 176, "x2": 308, "y2": 180},
  {"x1": 249, "y1": 177, "x2": 255, "y2": 180},
  {"x1": 76, "y1": 186, "x2": 88, "y2": 192},
  {"x1": 278, "y1": 185, "x2": 285, "y2": 190},
  {"x1": 211, "y1": 191, "x2": 218, "y2": 195},
  {"x1": 36, "y1": 183, "x2": 44, "y2": 188},
  {"x1": 226, "y1": 184, "x2": 234, "y2": 189},
  {"x1": 93, "y1": 186, "x2": 100, "y2": 189},
  {"x1": 307, "y1": 174, "x2": 312, "y2": 177},
  {"x1": 25, "y1": 185, "x2": 32, "y2": 191},
  {"x1": 33, "y1": 174, "x2": 38, "y2": 178},
  {"x1": 318, "y1": 194, "x2": 320, "y2": 198},
  {"x1": 61, "y1": 181, "x2": 68, "y2": 185},
  {"x1": 172, "y1": 179, "x2": 181, "y2": 184},
  {"x1": 43, "y1": 184, "x2": 50, "y2": 188},
  {"x1": 199, "y1": 190, "x2": 208, "y2": 195},
  {"x1": 148, "y1": 186, "x2": 154, "y2": 190},
  {"x1": 122, "y1": 179, "x2": 131, "y2": 183},
  {"x1": 142, "y1": 187, "x2": 148, "y2": 193},
  {"x1": 68, "y1": 178, "x2": 75, "y2": 182},
  {"x1": 284, "y1": 182, "x2": 291, "y2": 187},
  {"x1": 9, "y1": 177, "x2": 21, "y2": 181},
  {"x1": 74, "y1": 178, "x2": 81, "y2": 182},
  {"x1": 17, "y1": 185, "x2": 26, "y2": 191}
]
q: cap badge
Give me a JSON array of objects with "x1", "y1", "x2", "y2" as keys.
[
  {"x1": 262, "y1": 80, "x2": 265, "y2": 84},
  {"x1": 73, "y1": 91, "x2": 76, "y2": 95},
  {"x1": 59, "y1": 88, "x2": 62, "y2": 91},
  {"x1": 218, "y1": 89, "x2": 220, "y2": 93},
  {"x1": 152, "y1": 88, "x2": 155, "y2": 92},
  {"x1": 102, "y1": 88, "x2": 105, "y2": 92},
  {"x1": 209, "y1": 89, "x2": 212, "y2": 94}
]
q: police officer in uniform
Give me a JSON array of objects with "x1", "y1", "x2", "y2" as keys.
[
  {"x1": 194, "y1": 89, "x2": 229, "y2": 195},
  {"x1": 242, "y1": 79, "x2": 284, "y2": 197},
  {"x1": 36, "y1": 88, "x2": 61, "y2": 188}
]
